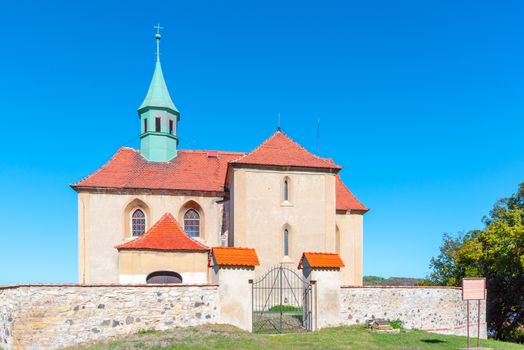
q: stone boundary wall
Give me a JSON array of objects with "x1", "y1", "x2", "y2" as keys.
[
  {"x1": 340, "y1": 286, "x2": 487, "y2": 338},
  {"x1": 0, "y1": 284, "x2": 220, "y2": 350}
]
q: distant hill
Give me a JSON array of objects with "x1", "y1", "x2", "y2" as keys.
[{"x1": 363, "y1": 275, "x2": 424, "y2": 286}]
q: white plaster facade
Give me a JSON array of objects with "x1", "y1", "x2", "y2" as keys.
[
  {"x1": 77, "y1": 191, "x2": 223, "y2": 284},
  {"x1": 76, "y1": 165, "x2": 365, "y2": 285}
]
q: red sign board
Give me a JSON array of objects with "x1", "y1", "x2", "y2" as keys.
[{"x1": 462, "y1": 278, "x2": 486, "y2": 300}]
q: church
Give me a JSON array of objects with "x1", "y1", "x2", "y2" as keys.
[{"x1": 71, "y1": 30, "x2": 368, "y2": 286}]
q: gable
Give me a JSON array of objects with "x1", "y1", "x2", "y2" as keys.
[{"x1": 230, "y1": 130, "x2": 341, "y2": 171}]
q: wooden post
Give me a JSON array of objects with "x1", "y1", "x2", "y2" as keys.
[
  {"x1": 477, "y1": 299, "x2": 481, "y2": 348},
  {"x1": 467, "y1": 300, "x2": 470, "y2": 348}
]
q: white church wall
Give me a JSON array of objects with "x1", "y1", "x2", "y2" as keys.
[
  {"x1": 117, "y1": 250, "x2": 209, "y2": 284},
  {"x1": 78, "y1": 191, "x2": 224, "y2": 284},
  {"x1": 119, "y1": 272, "x2": 207, "y2": 284},
  {"x1": 336, "y1": 212, "x2": 364, "y2": 286},
  {"x1": 230, "y1": 167, "x2": 337, "y2": 275}
]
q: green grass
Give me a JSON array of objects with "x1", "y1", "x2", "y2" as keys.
[
  {"x1": 67, "y1": 324, "x2": 524, "y2": 350},
  {"x1": 267, "y1": 304, "x2": 302, "y2": 312}
]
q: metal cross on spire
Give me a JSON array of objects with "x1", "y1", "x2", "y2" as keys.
[{"x1": 154, "y1": 23, "x2": 164, "y2": 62}]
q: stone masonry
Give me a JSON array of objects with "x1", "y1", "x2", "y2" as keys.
[
  {"x1": 0, "y1": 285, "x2": 219, "y2": 350},
  {"x1": 0, "y1": 284, "x2": 489, "y2": 349},
  {"x1": 340, "y1": 286, "x2": 487, "y2": 338}
]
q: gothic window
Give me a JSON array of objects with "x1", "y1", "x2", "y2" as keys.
[
  {"x1": 169, "y1": 120, "x2": 174, "y2": 135},
  {"x1": 184, "y1": 209, "x2": 200, "y2": 238},
  {"x1": 155, "y1": 117, "x2": 161, "y2": 132},
  {"x1": 132, "y1": 209, "x2": 146, "y2": 236},
  {"x1": 284, "y1": 228, "x2": 289, "y2": 256},
  {"x1": 143, "y1": 119, "x2": 148, "y2": 133},
  {"x1": 284, "y1": 178, "x2": 289, "y2": 201}
]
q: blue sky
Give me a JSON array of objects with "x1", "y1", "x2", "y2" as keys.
[{"x1": 0, "y1": 0, "x2": 523, "y2": 283}]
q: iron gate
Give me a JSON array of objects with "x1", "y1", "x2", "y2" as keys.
[{"x1": 252, "y1": 265, "x2": 314, "y2": 333}]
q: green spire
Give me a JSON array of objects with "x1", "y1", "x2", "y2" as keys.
[
  {"x1": 138, "y1": 24, "x2": 180, "y2": 162},
  {"x1": 138, "y1": 25, "x2": 178, "y2": 114},
  {"x1": 138, "y1": 60, "x2": 178, "y2": 113}
]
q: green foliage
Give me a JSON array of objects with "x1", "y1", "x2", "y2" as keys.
[
  {"x1": 137, "y1": 329, "x2": 158, "y2": 336},
  {"x1": 268, "y1": 304, "x2": 301, "y2": 312},
  {"x1": 428, "y1": 183, "x2": 524, "y2": 343},
  {"x1": 389, "y1": 319, "x2": 404, "y2": 329},
  {"x1": 364, "y1": 276, "x2": 424, "y2": 286}
]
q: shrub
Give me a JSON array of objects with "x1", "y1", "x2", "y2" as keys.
[{"x1": 389, "y1": 319, "x2": 403, "y2": 329}]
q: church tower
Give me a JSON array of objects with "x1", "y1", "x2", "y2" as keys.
[{"x1": 138, "y1": 25, "x2": 179, "y2": 162}]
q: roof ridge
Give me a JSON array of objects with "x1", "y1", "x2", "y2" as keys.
[
  {"x1": 179, "y1": 149, "x2": 246, "y2": 155},
  {"x1": 276, "y1": 130, "x2": 338, "y2": 166},
  {"x1": 116, "y1": 212, "x2": 209, "y2": 251},
  {"x1": 229, "y1": 131, "x2": 281, "y2": 164},
  {"x1": 118, "y1": 212, "x2": 173, "y2": 247},
  {"x1": 230, "y1": 130, "x2": 341, "y2": 169}
]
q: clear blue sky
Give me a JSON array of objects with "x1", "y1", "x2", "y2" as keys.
[{"x1": 0, "y1": 0, "x2": 523, "y2": 283}]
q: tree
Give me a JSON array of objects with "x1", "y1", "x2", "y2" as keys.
[{"x1": 427, "y1": 183, "x2": 524, "y2": 342}]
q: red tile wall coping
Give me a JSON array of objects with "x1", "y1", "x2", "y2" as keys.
[
  {"x1": 341, "y1": 285, "x2": 461, "y2": 290},
  {"x1": 0, "y1": 283, "x2": 219, "y2": 290}
]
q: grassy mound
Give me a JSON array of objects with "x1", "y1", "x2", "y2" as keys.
[{"x1": 67, "y1": 324, "x2": 524, "y2": 350}]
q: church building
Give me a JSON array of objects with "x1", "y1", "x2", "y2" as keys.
[{"x1": 71, "y1": 31, "x2": 368, "y2": 286}]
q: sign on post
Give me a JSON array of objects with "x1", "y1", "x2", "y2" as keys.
[
  {"x1": 462, "y1": 278, "x2": 486, "y2": 301},
  {"x1": 462, "y1": 278, "x2": 486, "y2": 350}
]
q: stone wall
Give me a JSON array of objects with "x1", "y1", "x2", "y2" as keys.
[
  {"x1": 0, "y1": 284, "x2": 219, "y2": 350},
  {"x1": 340, "y1": 286, "x2": 487, "y2": 338}
]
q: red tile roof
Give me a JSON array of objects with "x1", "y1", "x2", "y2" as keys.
[
  {"x1": 72, "y1": 148, "x2": 244, "y2": 192},
  {"x1": 336, "y1": 174, "x2": 368, "y2": 212},
  {"x1": 209, "y1": 247, "x2": 260, "y2": 267},
  {"x1": 230, "y1": 130, "x2": 341, "y2": 170},
  {"x1": 72, "y1": 133, "x2": 366, "y2": 213},
  {"x1": 298, "y1": 252, "x2": 345, "y2": 269},
  {"x1": 115, "y1": 213, "x2": 209, "y2": 251}
]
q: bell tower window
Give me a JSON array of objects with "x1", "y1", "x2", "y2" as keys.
[
  {"x1": 169, "y1": 120, "x2": 174, "y2": 135},
  {"x1": 143, "y1": 119, "x2": 148, "y2": 133},
  {"x1": 155, "y1": 117, "x2": 161, "y2": 132}
]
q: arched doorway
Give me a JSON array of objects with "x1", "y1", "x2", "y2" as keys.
[{"x1": 146, "y1": 271, "x2": 183, "y2": 284}]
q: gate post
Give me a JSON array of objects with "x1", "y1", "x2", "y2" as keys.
[
  {"x1": 298, "y1": 252, "x2": 344, "y2": 330},
  {"x1": 209, "y1": 247, "x2": 259, "y2": 332}
]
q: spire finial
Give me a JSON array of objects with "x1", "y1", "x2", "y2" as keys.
[{"x1": 154, "y1": 23, "x2": 164, "y2": 62}]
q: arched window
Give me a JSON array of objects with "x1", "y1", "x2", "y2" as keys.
[
  {"x1": 131, "y1": 209, "x2": 146, "y2": 236},
  {"x1": 284, "y1": 178, "x2": 289, "y2": 201},
  {"x1": 184, "y1": 209, "x2": 200, "y2": 238},
  {"x1": 146, "y1": 271, "x2": 183, "y2": 284},
  {"x1": 284, "y1": 228, "x2": 289, "y2": 256}
]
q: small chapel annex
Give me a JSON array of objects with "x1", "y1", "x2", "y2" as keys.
[{"x1": 71, "y1": 31, "x2": 368, "y2": 286}]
